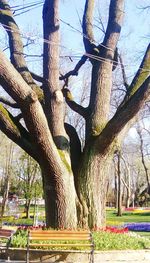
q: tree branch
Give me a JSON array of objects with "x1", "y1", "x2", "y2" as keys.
[
  {"x1": 62, "y1": 88, "x2": 88, "y2": 118},
  {"x1": 0, "y1": 0, "x2": 40, "y2": 91},
  {"x1": 96, "y1": 76, "x2": 150, "y2": 154},
  {"x1": 15, "y1": 113, "x2": 23, "y2": 121},
  {"x1": 86, "y1": 0, "x2": 125, "y2": 139},
  {"x1": 30, "y1": 71, "x2": 44, "y2": 83},
  {"x1": 0, "y1": 97, "x2": 19, "y2": 108},
  {"x1": 102, "y1": 0, "x2": 124, "y2": 54},
  {"x1": 82, "y1": 0, "x2": 96, "y2": 52},
  {"x1": 43, "y1": 0, "x2": 68, "y2": 148},
  {"x1": 119, "y1": 53, "x2": 129, "y2": 90},
  {"x1": 60, "y1": 55, "x2": 88, "y2": 81},
  {"x1": 119, "y1": 44, "x2": 150, "y2": 109},
  {"x1": 0, "y1": 50, "x2": 65, "y2": 175},
  {"x1": 0, "y1": 103, "x2": 38, "y2": 161}
]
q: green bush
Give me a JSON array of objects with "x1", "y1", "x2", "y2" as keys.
[
  {"x1": 11, "y1": 229, "x2": 28, "y2": 248},
  {"x1": 93, "y1": 231, "x2": 150, "y2": 250}
]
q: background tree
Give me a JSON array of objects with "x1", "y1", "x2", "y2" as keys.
[
  {"x1": 0, "y1": 0, "x2": 149, "y2": 229},
  {"x1": 13, "y1": 152, "x2": 42, "y2": 218},
  {"x1": 0, "y1": 140, "x2": 14, "y2": 217}
]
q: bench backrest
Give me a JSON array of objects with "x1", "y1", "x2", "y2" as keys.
[
  {"x1": 28, "y1": 230, "x2": 94, "y2": 248},
  {"x1": 0, "y1": 229, "x2": 14, "y2": 239}
]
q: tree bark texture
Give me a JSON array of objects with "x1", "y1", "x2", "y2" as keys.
[
  {"x1": 77, "y1": 143, "x2": 112, "y2": 228},
  {"x1": 42, "y1": 162, "x2": 77, "y2": 229}
]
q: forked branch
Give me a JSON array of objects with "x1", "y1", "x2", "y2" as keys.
[
  {"x1": 0, "y1": 103, "x2": 38, "y2": 161},
  {"x1": 60, "y1": 55, "x2": 87, "y2": 81}
]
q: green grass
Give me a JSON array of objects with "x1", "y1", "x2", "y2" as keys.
[{"x1": 106, "y1": 209, "x2": 150, "y2": 223}]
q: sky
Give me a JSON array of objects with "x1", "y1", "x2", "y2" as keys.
[
  {"x1": 0, "y1": 0, "x2": 149, "y2": 114},
  {"x1": 1, "y1": 0, "x2": 149, "y2": 73},
  {"x1": 0, "y1": 0, "x2": 149, "y2": 98}
]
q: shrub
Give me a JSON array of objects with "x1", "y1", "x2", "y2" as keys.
[
  {"x1": 11, "y1": 229, "x2": 28, "y2": 248},
  {"x1": 93, "y1": 231, "x2": 150, "y2": 250}
]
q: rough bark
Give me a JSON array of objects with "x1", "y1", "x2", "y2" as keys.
[
  {"x1": 87, "y1": 0, "x2": 125, "y2": 138},
  {"x1": 77, "y1": 143, "x2": 112, "y2": 228},
  {"x1": 43, "y1": 0, "x2": 67, "y2": 149},
  {"x1": 42, "y1": 162, "x2": 77, "y2": 228}
]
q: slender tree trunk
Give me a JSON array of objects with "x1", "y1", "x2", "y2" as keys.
[
  {"x1": 126, "y1": 188, "x2": 130, "y2": 208},
  {"x1": 115, "y1": 172, "x2": 118, "y2": 209},
  {"x1": 1, "y1": 178, "x2": 9, "y2": 218},
  {"x1": 117, "y1": 152, "x2": 122, "y2": 216},
  {"x1": 25, "y1": 200, "x2": 31, "y2": 219}
]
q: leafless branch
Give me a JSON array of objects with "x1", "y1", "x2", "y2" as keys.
[
  {"x1": 82, "y1": 0, "x2": 96, "y2": 52},
  {"x1": 119, "y1": 43, "x2": 150, "y2": 108},
  {"x1": 14, "y1": 113, "x2": 23, "y2": 121},
  {"x1": 119, "y1": 54, "x2": 129, "y2": 90},
  {"x1": 30, "y1": 72, "x2": 44, "y2": 83},
  {"x1": 62, "y1": 88, "x2": 88, "y2": 118},
  {"x1": 0, "y1": 97, "x2": 19, "y2": 108},
  {"x1": 60, "y1": 55, "x2": 87, "y2": 81},
  {"x1": 0, "y1": 0, "x2": 38, "y2": 89}
]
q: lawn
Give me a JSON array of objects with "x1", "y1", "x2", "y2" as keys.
[{"x1": 106, "y1": 209, "x2": 150, "y2": 223}]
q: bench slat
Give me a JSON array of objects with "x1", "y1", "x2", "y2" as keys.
[
  {"x1": 30, "y1": 236, "x2": 90, "y2": 240},
  {"x1": 29, "y1": 230, "x2": 90, "y2": 234},
  {"x1": 29, "y1": 234, "x2": 90, "y2": 240},
  {"x1": 29, "y1": 243, "x2": 92, "y2": 247}
]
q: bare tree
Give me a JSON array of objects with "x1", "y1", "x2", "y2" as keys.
[
  {"x1": 1, "y1": 142, "x2": 14, "y2": 218},
  {"x1": 14, "y1": 152, "x2": 41, "y2": 219},
  {"x1": 0, "y1": 0, "x2": 149, "y2": 228},
  {"x1": 137, "y1": 125, "x2": 150, "y2": 190}
]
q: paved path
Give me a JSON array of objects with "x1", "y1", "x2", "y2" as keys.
[{"x1": 1, "y1": 249, "x2": 150, "y2": 262}]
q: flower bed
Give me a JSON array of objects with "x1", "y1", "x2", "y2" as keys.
[
  {"x1": 124, "y1": 223, "x2": 150, "y2": 232},
  {"x1": 102, "y1": 226, "x2": 128, "y2": 234},
  {"x1": 124, "y1": 207, "x2": 150, "y2": 213}
]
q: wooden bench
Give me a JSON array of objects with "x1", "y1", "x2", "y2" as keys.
[
  {"x1": 0, "y1": 229, "x2": 15, "y2": 247},
  {"x1": 0, "y1": 229, "x2": 15, "y2": 259},
  {"x1": 26, "y1": 229, "x2": 94, "y2": 263}
]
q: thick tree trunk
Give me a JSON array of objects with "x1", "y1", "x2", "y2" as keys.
[
  {"x1": 77, "y1": 145, "x2": 112, "y2": 229},
  {"x1": 41, "y1": 164, "x2": 77, "y2": 229}
]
